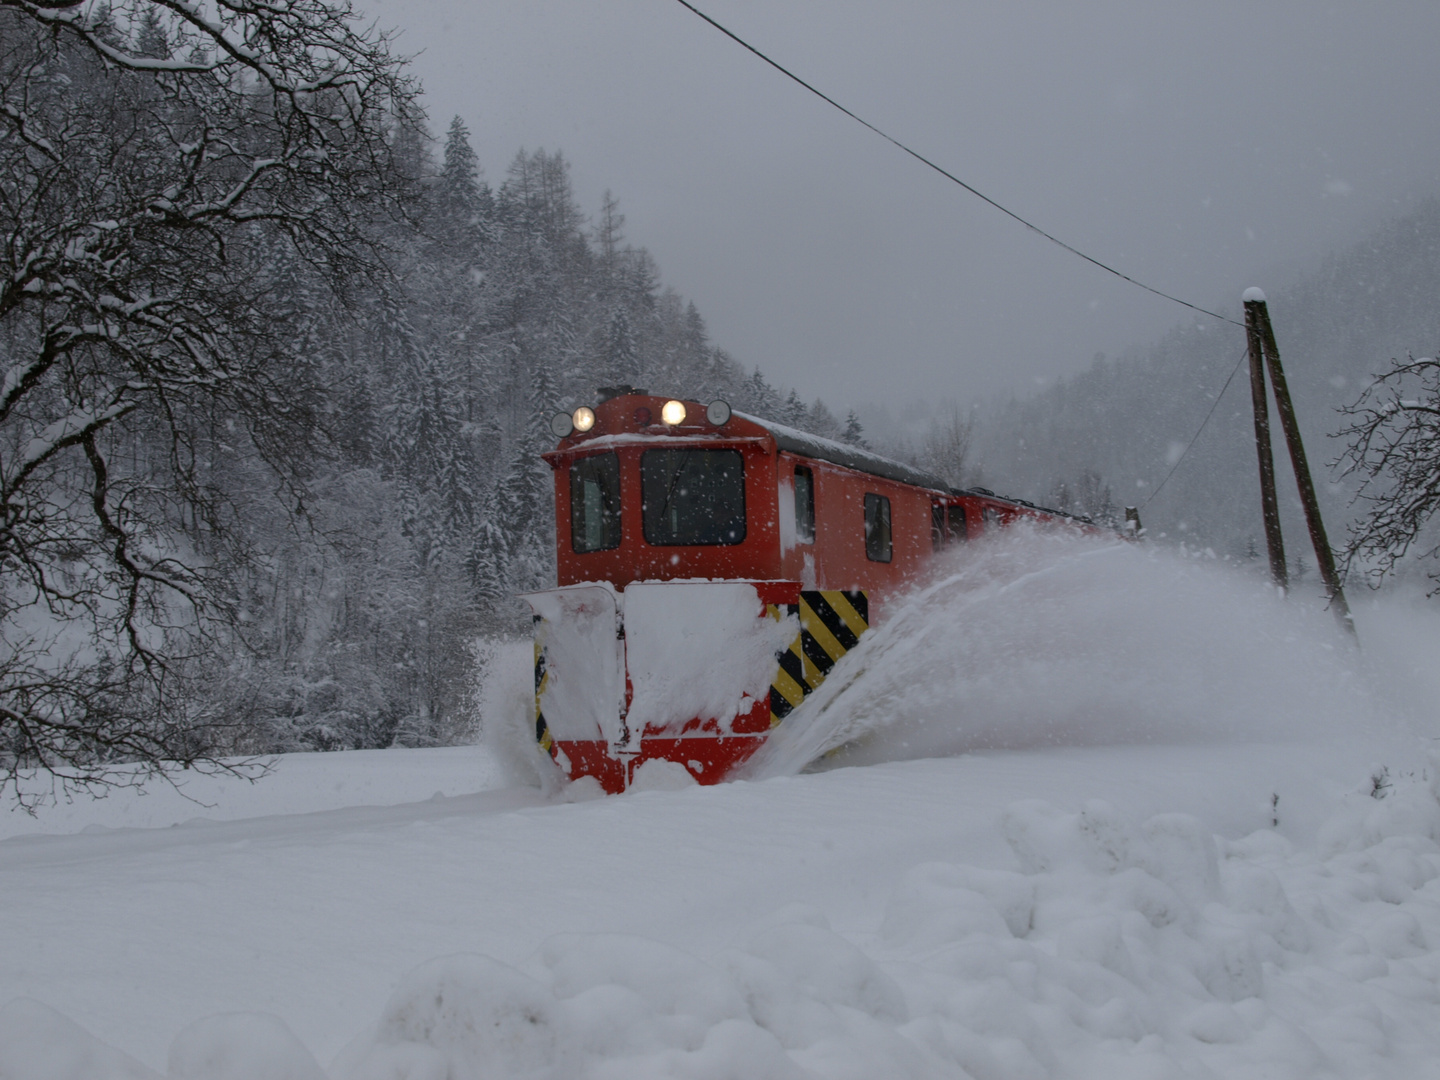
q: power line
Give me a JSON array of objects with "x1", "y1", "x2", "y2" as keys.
[
  {"x1": 670, "y1": 0, "x2": 1243, "y2": 329},
  {"x1": 672, "y1": 0, "x2": 1255, "y2": 513},
  {"x1": 1141, "y1": 345, "x2": 1249, "y2": 509}
]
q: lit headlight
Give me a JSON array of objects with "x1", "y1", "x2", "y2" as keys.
[
  {"x1": 661, "y1": 399, "x2": 687, "y2": 425},
  {"x1": 550, "y1": 412, "x2": 574, "y2": 438},
  {"x1": 572, "y1": 406, "x2": 596, "y2": 432}
]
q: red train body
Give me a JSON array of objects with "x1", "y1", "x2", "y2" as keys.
[{"x1": 524, "y1": 390, "x2": 1090, "y2": 792}]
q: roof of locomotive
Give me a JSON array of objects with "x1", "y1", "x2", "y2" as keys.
[
  {"x1": 546, "y1": 393, "x2": 951, "y2": 492},
  {"x1": 742, "y1": 414, "x2": 1095, "y2": 524},
  {"x1": 547, "y1": 392, "x2": 1090, "y2": 517},
  {"x1": 737, "y1": 412, "x2": 952, "y2": 493}
]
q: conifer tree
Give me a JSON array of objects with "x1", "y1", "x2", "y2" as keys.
[
  {"x1": 436, "y1": 117, "x2": 486, "y2": 252},
  {"x1": 843, "y1": 411, "x2": 870, "y2": 448},
  {"x1": 604, "y1": 307, "x2": 641, "y2": 387}
]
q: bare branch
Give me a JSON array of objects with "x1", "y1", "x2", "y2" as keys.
[
  {"x1": 0, "y1": 0, "x2": 420, "y2": 802},
  {"x1": 1337, "y1": 355, "x2": 1440, "y2": 589}
]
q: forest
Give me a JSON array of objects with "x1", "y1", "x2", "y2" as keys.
[{"x1": 195, "y1": 126, "x2": 868, "y2": 756}]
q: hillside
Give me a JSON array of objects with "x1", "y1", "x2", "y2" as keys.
[{"x1": 971, "y1": 199, "x2": 1440, "y2": 573}]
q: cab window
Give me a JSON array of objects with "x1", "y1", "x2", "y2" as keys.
[
  {"x1": 794, "y1": 466, "x2": 815, "y2": 543},
  {"x1": 864, "y1": 493, "x2": 892, "y2": 562},
  {"x1": 570, "y1": 452, "x2": 622, "y2": 553},
  {"x1": 641, "y1": 448, "x2": 746, "y2": 545}
]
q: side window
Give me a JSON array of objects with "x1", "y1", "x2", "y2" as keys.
[
  {"x1": 948, "y1": 504, "x2": 968, "y2": 541},
  {"x1": 864, "y1": 493, "x2": 892, "y2": 563},
  {"x1": 982, "y1": 506, "x2": 1002, "y2": 528},
  {"x1": 933, "y1": 502, "x2": 968, "y2": 548},
  {"x1": 794, "y1": 466, "x2": 815, "y2": 544},
  {"x1": 570, "y1": 452, "x2": 622, "y2": 553}
]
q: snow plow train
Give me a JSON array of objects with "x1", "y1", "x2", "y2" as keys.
[{"x1": 525, "y1": 388, "x2": 1096, "y2": 792}]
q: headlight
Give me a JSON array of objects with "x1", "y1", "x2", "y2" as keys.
[
  {"x1": 572, "y1": 406, "x2": 596, "y2": 432},
  {"x1": 550, "y1": 412, "x2": 574, "y2": 438},
  {"x1": 706, "y1": 399, "x2": 732, "y2": 426},
  {"x1": 661, "y1": 399, "x2": 687, "y2": 425}
]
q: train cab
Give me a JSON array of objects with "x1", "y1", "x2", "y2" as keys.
[{"x1": 544, "y1": 389, "x2": 962, "y2": 602}]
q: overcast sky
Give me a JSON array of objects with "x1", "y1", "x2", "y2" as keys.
[{"x1": 365, "y1": 0, "x2": 1440, "y2": 416}]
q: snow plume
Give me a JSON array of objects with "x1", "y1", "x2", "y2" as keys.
[
  {"x1": 473, "y1": 636, "x2": 565, "y2": 793},
  {"x1": 748, "y1": 526, "x2": 1405, "y2": 779}
]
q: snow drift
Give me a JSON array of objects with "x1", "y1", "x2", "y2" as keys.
[{"x1": 11, "y1": 763, "x2": 1440, "y2": 1079}]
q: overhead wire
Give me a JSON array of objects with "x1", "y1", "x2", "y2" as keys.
[
  {"x1": 672, "y1": 0, "x2": 1256, "y2": 511},
  {"x1": 670, "y1": 0, "x2": 1244, "y2": 329},
  {"x1": 1140, "y1": 345, "x2": 1250, "y2": 509}
]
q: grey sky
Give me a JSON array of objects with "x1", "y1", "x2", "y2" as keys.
[{"x1": 365, "y1": 0, "x2": 1440, "y2": 415}]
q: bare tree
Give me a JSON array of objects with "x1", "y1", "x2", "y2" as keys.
[
  {"x1": 1337, "y1": 355, "x2": 1440, "y2": 589},
  {"x1": 0, "y1": 1, "x2": 420, "y2": 805},
  {"x1": 916, "y1": 409, "x2": 973, "y2": 489}
]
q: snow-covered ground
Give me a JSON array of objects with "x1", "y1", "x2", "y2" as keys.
[
  {"x1": 4, "y1": 534, "x2": 1440, "y2": 1079},
  {"x1": 0, "y1": 744, "x2": 517, "y2": 841}
]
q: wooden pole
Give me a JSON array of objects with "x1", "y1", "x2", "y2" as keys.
[
  {"x1": 1245, "y1": 290, "x2": 1357, "y2": 638},
  {"x1": 1243, "y1": 290, "x2": 1287, "y2": 589}
]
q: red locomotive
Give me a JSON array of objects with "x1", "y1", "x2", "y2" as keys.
[{"x1": 525, "y1": 388, "x2": 1089, "y2": 793}]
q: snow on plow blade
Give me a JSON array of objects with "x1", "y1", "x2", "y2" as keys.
[{"x1": 524, "y1": 582, "x2": 868, "y2": 792}]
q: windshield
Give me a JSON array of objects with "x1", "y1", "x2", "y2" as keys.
[{"x1": 641, "y1": 448, "x2": 746, "y2": 545}]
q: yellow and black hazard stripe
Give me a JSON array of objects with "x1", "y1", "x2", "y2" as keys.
[
  {"x1": 769, "y1": 590, "x2": 868, "y2": 726},
  {"x1": 533, "y1": 626, "x2": 554, "y2": 753}
]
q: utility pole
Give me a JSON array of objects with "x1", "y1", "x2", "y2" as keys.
[
  {"x1": 1244, "y1": 291, "x2": 1287, "y2": 589},
  {"x1": 1123, "y1": 506, "x2": 1143, "y2": 538},
  {"x1": 1242, "y1": 289, "x2": 1356, "y2": 639}
]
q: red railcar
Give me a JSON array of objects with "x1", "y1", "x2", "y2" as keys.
[{"x1": 524, "y1": 389, "x2": 1090, "y2": 792}]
